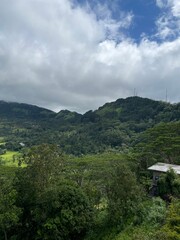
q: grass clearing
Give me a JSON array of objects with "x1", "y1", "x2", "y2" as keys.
[{"x1": 1, "y1": 151, "x2": 21, "y2": 167}]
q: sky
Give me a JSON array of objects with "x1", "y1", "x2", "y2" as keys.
[{"x1": 0, "y1": 0, "x2": 180, "y2": 113}]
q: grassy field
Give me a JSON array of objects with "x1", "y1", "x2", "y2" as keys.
[
  {"x1": 0, "y1": 151, "x2": 20, "y2": 167},
  {"x1": 0, "y1": 151, "x2": 21, "y2": 179}
]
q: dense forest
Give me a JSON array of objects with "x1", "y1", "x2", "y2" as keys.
[
  {"x1": 0, "y1": 96, "x2": 179, "y2": 155},
  {"x1": 0, "y1": 97, "x2": 180, "y2": 240}
]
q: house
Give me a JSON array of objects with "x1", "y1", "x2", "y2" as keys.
[
  {"x1": 148, "y1": 162, "x2": 180, "y2": 186},
  {"x1": 19, "y1": 142, "x2": 25, "y2": 147}
]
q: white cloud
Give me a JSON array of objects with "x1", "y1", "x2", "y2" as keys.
[
  {"x1": 170, "y1": 0, "x2": 180, "y2": 17},
  {"x1": 156, "y1": 0, "x2": 180, "y2": 14},
  {"x1": 0, "y1": 0, "x2": 179, "y2": 113},
  {"x1": 155, "y1": 0, "x2": 180, "y2": 39},
  {"x1": 156, "y1": 0, "x2": 168, "y2": 8},
  {"x1": 80, "y1": 1, "x2": 133, "y2": 41}
]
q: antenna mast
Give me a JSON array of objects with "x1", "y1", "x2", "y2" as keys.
[{"x1": 133, "y1": 88, "x2": 138, "y2": 97}]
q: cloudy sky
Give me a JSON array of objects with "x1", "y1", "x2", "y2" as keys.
[{"x1": 0, "y1": 0, "x2": 180, "y2": 112}]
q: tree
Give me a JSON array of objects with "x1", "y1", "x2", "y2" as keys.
[
  {"x1": 157, "y1": 169, "x2": 180, "y2": 200},
  {"x1": 0, "y1": 178, "x2": 21, "y2": 240},
  {"x1": 105, "y1": 163, "x2": 143, "y2": 228},
  {"x1": 14, "y1": 144, "x2": 65, "y2": 238},
  {"x1": 32, "y1": 183, "x2": 94, "y2": 240},
  {"x1": 14, "y1": 144, "x2": 94, "y2": 239},
  {"x1": 135, "y1": 122, "x2": 180, "y2": 167},
  {"x1": 156, "y1": 198, "x2": 180, "y2": 240}
]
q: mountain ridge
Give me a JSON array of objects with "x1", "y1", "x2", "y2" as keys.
[
  {"x1": 0, "y1": 96, "x2": 179, "y2": 120},
  {"x1": 0, "y1": 96, "x2": 179, "y2": 155}
]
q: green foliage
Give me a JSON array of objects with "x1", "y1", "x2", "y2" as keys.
[
  {"x1": 135, "y1": 197, "x2": 166, "y2": 226},
  {"x1": 33, "y1": 183, "x2": 94, "y2": 240},
  {"x1": 156, "y1": 199, "x2": 180, "y2": 240},
  {"x1": 0, "y1": 151, "x2": 20, "y2": 167},
  {"x1": 0, "y1": 97, "x2": 179, "y2": 155},
  {"x1": 135, "y1": 121, "x2": 180, "y2": 168},
  {"x1": 157, "y1": 169, "x2": 180, "y2": 199},
  {"x1": 14, "y1": 144, "x2": 65, "y2": 207},
  {"x1": 0, "y1": 178, "x2": 21, "y2": 240},
  {"x1": 0, "y1": 92, "x2": 179, "y2": 239},
  {"x1": 105, "y1": 163, "x2": 143, "y2": 228},
  {"x1": 0, "y1": 145, "x2": 179, "y2": 240},
  {"x1": 14, "y1": 144, "x2": 94, "y2": 240},
  {"x1": 0, "y1": 166, "x2": 17, "y2": 180}
]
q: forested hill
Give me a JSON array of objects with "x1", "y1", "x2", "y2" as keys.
[
  {"x1": 1, "y1": 96, "x2": 179, "y2": 123},
  {"x1": 0, "y1": 100, "x2": 56, "y2": 120},
  {"x1": 0, "y1": 97, "x2": 179, "y2": 155},
  {"x1": 96, "y1": 97, "x2": 180, "y2": 121}
]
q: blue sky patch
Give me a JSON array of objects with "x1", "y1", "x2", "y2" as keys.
[{"x1": 76, "y1": 0, "x2": 162, "y2": 42}]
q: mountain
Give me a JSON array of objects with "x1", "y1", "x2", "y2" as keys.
[
  {"x1": 94, "y1": 96, "x2": 180, "y2": 123},
  {"x1": 0, "y1": 97, "x2": 179, "y2": 155},
  {"x1": 0, "y1": 100, "x2": 55, "y2": 120}
]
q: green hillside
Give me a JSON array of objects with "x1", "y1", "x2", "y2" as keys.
[
  {"x1": 0, "y1": 97, "x2": 179, "y2": 155},
  {"x1": 0, "y1": 100, "x2": 55, "y2": 120},
  {"x1": 0, "y1": 97, "x2": 180, "y2": 240}
]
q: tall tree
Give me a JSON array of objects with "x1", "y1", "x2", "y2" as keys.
[
  {"x1": 14, "y1": 144, "x2": 94, "y2": 239},
  {"x1": 134, "y1": 122, "x2": 180, "y2": 174},
  {"x1": 157, "y1": 169, "x2": 180, "y2": 200},
  {"x1": 105, "y1": 163, "x2": 143, "y2": 228},
  {"x1": 0, "y1": 179, "x2": 21, "y2": 240}
]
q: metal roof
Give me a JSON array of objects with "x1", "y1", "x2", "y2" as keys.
[{"x1": 148, "y1": 162, "x2": 180, "y2": 175}]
